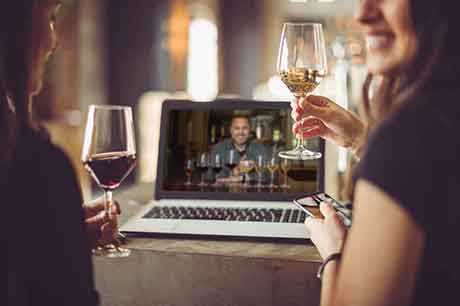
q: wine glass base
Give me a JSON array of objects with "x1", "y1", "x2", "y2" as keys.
[
  {"x1": 92, "y1": 244, "x2": 131, "y2": 258},
  {"x1": 105, "y1": 246, "x2": 131, "y2": 258},
  {"x1": 278, "y1": 149, "x2": 322, "y2": 160}
]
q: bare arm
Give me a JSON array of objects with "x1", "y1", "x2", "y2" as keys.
[{"x1": 322, "y1": 180, "x2": 425, "y2": 306}]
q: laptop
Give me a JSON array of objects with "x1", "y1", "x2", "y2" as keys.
[{"x1": 121, "y1": 99, "x2": 325, "y2": 240}]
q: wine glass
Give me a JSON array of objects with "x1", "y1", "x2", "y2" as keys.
[
  {"x1": 280, "y1": 158, "x2": 291, "y2": 189},
  {"x1": 184, "y1": 158, "x2": 194, "y2": 186},
  {"x1": 255, "y1": 155, "x2": 266, "y2": 188},
  {"x1": 240, "y1": 159, "x2": 255, "y2": 189},
  {"x1": 267, "y1": 156, "x2": 279, "y2": 189},
  {"x1": 211, "y1": 153, "x2": 223, "y2": 187},
  {"x1": 197, "y1": 152, "x2": 209, "y2": 187},
  {"x1": 81, "y1": 105, "x2": 136, "y2": 258},
  {"x1": 226, "y1": 149, "x2": 238, "y2": 174},
  {"x1": 277, "y1": 22, "x2": 328, "y2": 160}
]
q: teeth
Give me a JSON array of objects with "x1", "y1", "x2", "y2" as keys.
[{"x1": 366, "y1": 35, "x2": 390, "y2": 49}]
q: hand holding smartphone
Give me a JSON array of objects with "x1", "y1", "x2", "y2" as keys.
[{"x1": 292, "y1": 192, "x2": 352, "y2": 228}]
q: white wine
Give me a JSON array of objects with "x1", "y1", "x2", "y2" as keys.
[
  {"x1": 267, "y1": 164, "x2": 279, "y2": 173},
  {"x1": 279, "y1": 68, "x2": 325, "y2": 96}
]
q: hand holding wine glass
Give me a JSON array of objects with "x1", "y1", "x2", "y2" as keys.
[
  {"x1": 292, "y1": 95, "x2": 366, "y2": 158},
  {"x1": 277, "y1": 22, "x2": 328, "y2": 160},
  {"x1": 81, "y1": 105, "x2": 136, "y2": 258}
]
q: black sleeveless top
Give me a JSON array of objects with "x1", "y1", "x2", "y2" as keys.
[
  {"x1": 6, "y1": 129, "x2": 99, "y2": 306},
  {"x1": 355, "y1": 92, "x2": 460, "y2": 306}
]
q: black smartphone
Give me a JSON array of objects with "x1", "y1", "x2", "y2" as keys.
[{"x1": 292, "y1": 192, "x2": 352, "y2": 228}]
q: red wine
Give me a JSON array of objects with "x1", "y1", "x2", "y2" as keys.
[
  {"x1": 84, "y1": 152, "x2": 136, "y2": 190},
  {"x1": 212, "y1": 166, "x2": 222, "y2": 174},
  {"x1": 226, "y1": 163, "x2": 237, "y2": 170},
  {"x1": 286, "y1": 168, "x2": 315, "y2": 181},
  {"x1": 196, "y1": 166, "x2": 208, "y2": 173}
]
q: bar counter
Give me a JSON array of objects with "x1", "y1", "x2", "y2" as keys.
[{"x1": 93, "y1": 183, "x2": 322, "y2": 306}]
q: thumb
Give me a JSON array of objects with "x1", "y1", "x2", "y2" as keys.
[{"x1": 319, "y1": 201, "x2": 336, "y2": 218}]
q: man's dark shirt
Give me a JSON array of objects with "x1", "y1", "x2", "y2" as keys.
[{"x1": 211, "y1": 138, "x2": 269, "y2": 181}]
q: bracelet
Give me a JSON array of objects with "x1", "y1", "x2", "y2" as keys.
[{"x1": 317, "y1": 252, "x2": 342, "y2": 280}]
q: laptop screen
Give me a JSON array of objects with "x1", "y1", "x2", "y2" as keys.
[{"x1": 155, "y1": 100, "x2": 324, "y2": 201}]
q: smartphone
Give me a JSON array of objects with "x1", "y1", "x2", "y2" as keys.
[{"x1": 293, "y1": 192, "x2": 352, "y2": 228}]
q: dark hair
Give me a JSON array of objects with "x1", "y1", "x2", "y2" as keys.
[
  {"x1": 230, "y1": 115, "x2": 250, "y2": 126},
  {"x1": 0, "y1": 1, "x2": 36, "y2": 165},
  {"x1": 362, "y1": 1, "x2": 459, "y2": 128},
  {"x1": 346, "y1": 1, "x2": 460, "y2": 199}
]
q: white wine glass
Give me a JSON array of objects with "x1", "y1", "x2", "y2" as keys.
[
  {"x1": 81, "y1": 105, "x2": 136, "y2": 258},
  {"x1": 277, "y1": 22, "x2": 328, "y2": 160},
  {"x1": 267, "y1": 156, "x2": 279, "y2": 189},
  {"x1": 255, "y1": 154, "x2": 265, "y2": 188}
]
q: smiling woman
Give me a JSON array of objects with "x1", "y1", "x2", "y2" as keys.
[
  {"x1": 356, "y1": 0, "x2": 415, "y2": 75},
  {"x1": 291, "y1": 1, "x2": 460, "y2": 306}
]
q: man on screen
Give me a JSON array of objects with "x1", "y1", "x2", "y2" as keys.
[{"x1": 211, "y1": 115, "x2": 268, "y2": 183}]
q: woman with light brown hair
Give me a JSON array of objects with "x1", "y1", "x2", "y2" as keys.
[{"x1": 293, "y1": 1, "x2": 460, "y2": 305}]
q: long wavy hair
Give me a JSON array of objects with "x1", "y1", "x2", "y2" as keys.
[
  {"x1": 345, "y1": 1, "x2": 460, "y2": 199},
  {"x1": 0, "y1": 1, "x2": 37, "y2": 166}
]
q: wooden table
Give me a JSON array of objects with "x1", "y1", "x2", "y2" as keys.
[{"x1": 93, "y1": 183, "x2": 322, "y2": 306}]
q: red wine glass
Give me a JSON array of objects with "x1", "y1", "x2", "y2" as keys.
[{"x1": 81, "y1": 105, "x2": 136, "y2": 258}]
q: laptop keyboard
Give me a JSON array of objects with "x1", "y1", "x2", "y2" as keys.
[{"x1": 143, "y1": 206, "x2": 307, "y2": 223}]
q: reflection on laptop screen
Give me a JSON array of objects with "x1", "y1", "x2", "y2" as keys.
[{"x1": 156, "y1": 100, "x2": 324, "y2": 201}]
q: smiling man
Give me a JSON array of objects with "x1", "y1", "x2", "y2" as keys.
[{"x1": 211, "y1": 115, "x2": 268, "y2": 183}]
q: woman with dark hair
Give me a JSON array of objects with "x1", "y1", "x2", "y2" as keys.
[
  {"x1": 293, "y1": 1, "x2": 460, "y2": 305},
  {"x1": 4, "y1": 1, "x2": 117, "y2": 305}
]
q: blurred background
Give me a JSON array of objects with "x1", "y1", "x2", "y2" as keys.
[{"x1": 34, "y1": 0, "x2": 366, "y2": 201}]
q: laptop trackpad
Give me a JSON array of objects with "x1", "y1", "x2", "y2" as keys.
[{"x1": 121, "y1": 218, "x2": 180, "y2": 233}]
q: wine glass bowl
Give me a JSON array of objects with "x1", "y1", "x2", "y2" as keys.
[
  {"x1": 277, "y1": 22, "x2": 328, "y2": 160},
  {"x1": 81, "y1": 105, "x2": 136, "y2": 258}
]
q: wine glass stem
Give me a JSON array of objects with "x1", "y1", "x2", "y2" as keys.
[
  {"x1": 104, "y1": 190, "x2": 120, "y2": 237},
  {"x1": 270, "y1": 172, "x2": 274, "y2": 186},
  {"x1": 294, "y1": 94, "x2": 307, "y2": 151},
  {"x1": 104, "y1": 190, "x2": 113, "y2": 215},
  {"x1": 296, "y1": 136, "x2": 307, "y2": 150}
]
